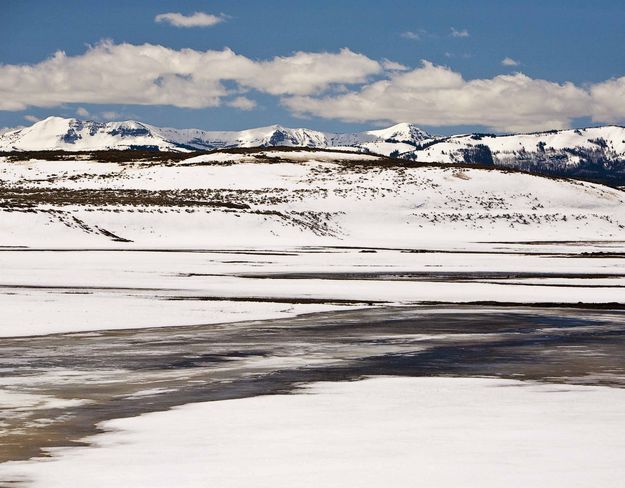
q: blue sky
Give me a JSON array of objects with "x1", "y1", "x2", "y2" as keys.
[{"x1": 2, "y1": 0, "x2": 625, "y2": 134}]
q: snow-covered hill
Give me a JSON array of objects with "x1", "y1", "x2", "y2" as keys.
[
  {"x1": 1, "y1": 148, "x2": 624, "y2": 248},
  {"x1": 0, "y1": 117, "x2": 431, "y2": 154}
]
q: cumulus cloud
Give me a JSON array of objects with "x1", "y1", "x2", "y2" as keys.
[
  {"x1": 589, "y1": 77, "x2": 625, "y2": 124},
  {"x1": 382, "y1": 59, "x2": 408, "y2": 71},
  {"x1": 5, "y1": 42, "x2": 625, "y2": 132},
  {"x1": 240, "y1": 49, "x2": 381, "y2": 95},
  {"x1": 0, "y1": 41, "x2": 381, "y2": 111},
  {"x1": 227, "y1": 96, "x2": 257, "y2": 111},
  {"x1": 283, "y1": 61, "x2": 597, "y2": 132},
  {"x1": 450, "y1": 27, "x2": 470, "y2": 38},
  {"x1": 155, "y1": 12, "x2": 227, "y2": 28},
  {"x1": 502, "y1": 57, "x2": 520, "y2": 67}
]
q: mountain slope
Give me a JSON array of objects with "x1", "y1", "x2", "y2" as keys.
[
  {"x1": 406, "y1": 126, "x2": 625, "y2": 185},
  {"x1": 1, "y1": 147, "x2": 624, "y2": 248}
]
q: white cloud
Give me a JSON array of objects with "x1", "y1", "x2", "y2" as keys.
[
  {"x1": 240, "y1": 49, "x2": 381, "y2": 96},
  {"x1": 401, "y1": 31, "x2": 421, "y2": 40},
  {"x1": 23, "y1": 114, "x2": 40, "y2": 123},
  {"x1": 0, "y1": 41, "x2": 381, "y2": 111},
  {"x1": 155, "y1": 12, "x2": 227, "y2": 28},
  {"x1": 227, "y1": 96, "x2": 257, "y2": 111},
  {"x1": 589, "y1": 76, "x2": 625, "y2": 124},
  {"x1": 6, "y1": 42, "x2": 625, "y2": 132},
  {"x1": 401, "y1": 29, "x2": 427, "y2": 41},
  {"x1": 382, "y1": 59, "x2": 408, "y2": 71},
  {"x1": 75, "y1": 107, "x2": 126, "y2": 121},
  {"x1": 283, "y1": 61, "x2": 597, "y2": 132},
  {"x1": 502, "y1": 57, "x2": 520, "y2": 67},
  {"x1": 101, "y1": 111, "x2": 122, "y2": 120},
  {"x1": 450, "y1": 27, "x2": 470, "y2": 38}
]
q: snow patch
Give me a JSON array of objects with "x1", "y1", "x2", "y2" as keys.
[{"x1": 2, "y1": 377, "x2": 624, "y2": 487}]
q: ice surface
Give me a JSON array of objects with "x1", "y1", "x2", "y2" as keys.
[{"x1": 1, "y1": 247, "x2": 624, "y2": 337}]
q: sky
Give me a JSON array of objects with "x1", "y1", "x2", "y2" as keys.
[{"x1": 2, "y1": 0, "x2": 625, "y2": 134}]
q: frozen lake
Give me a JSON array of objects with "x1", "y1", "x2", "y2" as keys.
[{"x1": 1, "y1": 245, "x2": 625, "y2": 485}]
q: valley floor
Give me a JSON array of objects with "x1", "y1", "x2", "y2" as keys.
[
  {"x1": 1, "y1": 243, "x2": 625, "y2": 486},
  {"x1": 2, "y1": 243, "x2": 625, "y2": 337}
]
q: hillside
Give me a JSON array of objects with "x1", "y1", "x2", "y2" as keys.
[{"x1": 1, "y1": 148, "x2": 624, "y2": 248}]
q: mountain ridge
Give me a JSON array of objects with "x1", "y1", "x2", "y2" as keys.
[
  {"x1": 0, "y1": 117, "x2": 433, "y2": 154},
  {"x1": 3, "y1": 117, "x2": 625, "y2": 185}
]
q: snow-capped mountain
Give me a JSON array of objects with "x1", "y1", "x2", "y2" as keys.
[
  {"x1": 0, "y1": 117, "x2": 432, "y2": 154},
  {"x1": 3, "y1": 117, "x2": 625, "y2": 185},
  {"x1": 406, "y1": 126, "x2": 625, "y2": 186},
  {"x1": 408, "y1": 126, "x2": 625, "y2": 165}
]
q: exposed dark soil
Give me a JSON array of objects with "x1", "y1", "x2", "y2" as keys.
[{"x1": 0, "y1": 188, "x2": 251, "y2": 209}]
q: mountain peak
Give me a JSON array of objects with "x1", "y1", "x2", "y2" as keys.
[
  {"x1": 37, "y1": 115, "x2": 73, "y2": 124},
  {"x1": 367, "y1": 123, "x2": 431, "y2": 143},
  {"x1": 31, "y1": 116, "x2": 75, "y2": 129},
  {"x1": 386, "y1": 122, "x2": 419, "y2": 131}
]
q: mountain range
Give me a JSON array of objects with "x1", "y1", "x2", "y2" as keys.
[
  {"x1": 0, "y1": 117, "x2": 431, "y2": 154},
  {"x1": 2, "y1": 116, "x2": 625, "y2": 185}
]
